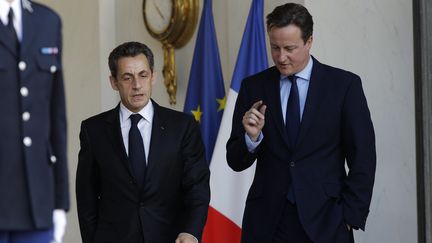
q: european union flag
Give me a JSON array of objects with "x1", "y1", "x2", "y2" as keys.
[
  {"x1": 231, "y1": 0, "x2": 268, "y2": 93},
  {"x1": 184, "y1": 0, "x2": 226, "y2": 163}
]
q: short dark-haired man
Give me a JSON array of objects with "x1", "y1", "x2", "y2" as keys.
[
  {"x1": 76, "y1": 41, "x2": 210, "y2": 243},
  {"x1": 227, "y1": 3, "x2": 376, "y2": 243}
]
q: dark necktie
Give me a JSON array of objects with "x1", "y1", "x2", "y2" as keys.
[
  {"x1": 286, "y1": 75, "x2": 300, "y2": 203},
  {"x1": 286, "y1": 75, "x2": 300, "y2": 146},
  {"x1": 129, "y1": 114, "x2": 146, "y2": 187},
  {"x1": 7, "y1": 8, "x2": 19, "y2": 53}
]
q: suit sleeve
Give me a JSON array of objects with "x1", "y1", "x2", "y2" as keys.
[
  {"x1": 50, "y1": 16, "x2": 69, "y2": 211},
  {"x1": 180, "y1": 117, "x2": 210, "y2": 240},
  {"x1": 76, "y1": 122, "x2": 100, "y2": 243},
  {"x1": 341, "y1": 76, "x2": 376, "y2": 230},
  {"x1": 226, "y1": 78, "x2": 260, "y2": 171}
]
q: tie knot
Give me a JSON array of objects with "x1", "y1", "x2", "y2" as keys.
[
  {"x1": 288, "y1": 75, "x2": 297, "y2": 84},
  {"x1": 130, "y1": 114, "x2": 142, "y2": 126}
]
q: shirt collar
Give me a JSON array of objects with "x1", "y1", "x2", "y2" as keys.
[
  {"x1": 280, "y1": 55, "x2": 314, "y2": 82},
  {"x1": 0, "y1": 0, "x2": 21, "y2": 29},
  {"x1": 119, "y1": 100, "x2": 154, "y2": 125}
]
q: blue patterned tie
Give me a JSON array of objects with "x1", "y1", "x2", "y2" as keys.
[
  {"x1": 129, "y1": 114, "x2": 146, "y2": 187},
  {"x1": 286, "y1": 75, "x2": 299, "y2": 203}
]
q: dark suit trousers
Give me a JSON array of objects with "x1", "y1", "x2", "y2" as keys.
[{"x1": 271, "y1": 200, "x2": 354, "y2": 243}]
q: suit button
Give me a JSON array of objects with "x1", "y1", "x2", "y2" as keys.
[
  {"x1": 50, "y1": 65, "x2": 57, "y2": 73},
  {"x1": 22, "y1": 112, "x2": 30, "y2": 121},
  {"x1": 23, "y1": 137, "x2": 32, "y2": 147},
  {"x1": 50, "y1": 155, "x2": 57, "y2": 164},
  {"x1": 18, "y1": 61, "x2": 26, "y2": 71},
  {"x1": 20, "y1": 87, "x2": 29, "y2": 97},
  {"x1": 290, "y1": 161, "x2": 295, "y2": 167}
]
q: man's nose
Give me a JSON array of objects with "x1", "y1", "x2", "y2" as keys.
[
  {"x1": 132, "y1": 78, "x2": 141, "y2": 89},
  {"x1": 277, "y1": 52, "x2": 286, "y2": 62}
]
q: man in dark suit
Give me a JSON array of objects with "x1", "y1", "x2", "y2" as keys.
[
  {"x1": 227, "y1": 3, "x2": 376, "y2": 243},
  {"x1": 76, "y1": 41, "x2": 210, "y2": 243},
  {"x1": 0, "y1": 0, "x2": 69, "y2": 242}
]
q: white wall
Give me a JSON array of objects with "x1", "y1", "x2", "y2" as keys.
[{"x1": 306, "y1": 0, "x2": 417, "y2": 242}]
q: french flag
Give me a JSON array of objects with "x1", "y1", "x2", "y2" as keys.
[{"x1": 202, "y1": 0, "x2": 268, "y2": 241}]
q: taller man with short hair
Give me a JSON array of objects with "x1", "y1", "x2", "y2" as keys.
[{"x1": 227, "y1": 3, "x2": 376, "y2": 243}]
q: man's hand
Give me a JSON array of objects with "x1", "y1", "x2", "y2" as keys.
[
  {"x1": 52, "y1": 209, "x2": 67, "y2": 243},
  {"x1": 242, "y1": 100, "x2": 267, "y2": 141},
  {"x1": 175, "y1": 232, "x2": 198, "y2": 243}
]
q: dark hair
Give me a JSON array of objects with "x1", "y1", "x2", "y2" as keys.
[
  {"x1": 266, "y1": 3, "x2": 313, "y2": 44},
  {"x1": 108, "y1": 41, "x2": 154, "y2": 77}
]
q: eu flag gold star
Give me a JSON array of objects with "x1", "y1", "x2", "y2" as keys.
[
  {"x1": 191, "y1": 105, "x2": 203, "y2": 123},
  {"x1": 216, "y1": 96, "x2": 227, "y2": 112}
]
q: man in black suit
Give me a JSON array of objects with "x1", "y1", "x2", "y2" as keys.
[
  {"x1": 0, "y1": 0, "x2": 68, "y2": 242},
  {"x1": 76, "y1": 41, "x2": 210, "y2": 243},
  {"x1": 227, "y1": 3, "x2": 376, "y2": 243}
]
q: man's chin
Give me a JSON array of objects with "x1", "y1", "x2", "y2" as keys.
[
  {"x1": 277, "y1": 68, "x2": 292, "y2": 76},
  {"x1": 127, "y1": 101, "x2": 148, "y2": 113}
]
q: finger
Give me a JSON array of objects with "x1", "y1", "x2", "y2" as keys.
[
  {"x1": 243, "y1": 111, "x2": 258, "y2": 122},
  {"x1": 246, "y1": 116, "x2": 259, "y2": 126},
  {"x1": 251, "y1": 100, "x2": 263, "y2": 110},
  {"x1": 259, "y1": 105, "x2": 267, "y2": 116},
  {"x1": 249, "y1": 112, "x2": 259, "y2": 122},
  {"x1": 250, "y1": 108, "x2": 265, "y2": 120}
]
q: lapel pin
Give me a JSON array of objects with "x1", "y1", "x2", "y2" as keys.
[{"x1": 23, "y1": 0, "x2": 33, "y2": 13}]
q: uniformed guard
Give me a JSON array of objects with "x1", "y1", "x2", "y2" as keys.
[{"x1": 0, "y1": 0, "x2": 69, "y2": 242}]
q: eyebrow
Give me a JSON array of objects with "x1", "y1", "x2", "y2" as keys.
[
  {"x1": 120, "y1": 70, "x2": 150, "y2": 77},
  {"x1": 270, "y1": 43, "x2": 298, "y2": 48},
  {"x1": 138, "y1": 70, "x2": 150, "y2": 75}
]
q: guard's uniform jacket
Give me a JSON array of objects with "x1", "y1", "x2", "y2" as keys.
[{"x1": 0, "y1": 0, "x2": 69, "y2": 230}]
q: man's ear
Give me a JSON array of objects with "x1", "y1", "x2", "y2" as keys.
[
  {"x1": 306, "y1": 36, "x2": 313, "y2": 50},
  {"x1": 109, "y1": 75, "x2": 119, "y2": 91},
  {"x1": 151, "y1": 71, "x2": 157, "y2": 87}
]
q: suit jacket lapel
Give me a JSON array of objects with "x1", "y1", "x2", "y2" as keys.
[
  {"x1": 146, "y1": 101, "x2": 165, "y2": 177},
  {"x1": 264, "y1": 67, "x2": 291, "y2": 148},
  {"x1": 139, "y1": 101, "x2": 168, "y2": 197},
  {"x1": 296, "y1": 57, "x2": 326, "y2": 148},
  {"x1": 104, "y1": 105, "x2": 135, "y2": 179},
  {"x1": 0, "y1": 23, "x2": 18, "y2": 56}
]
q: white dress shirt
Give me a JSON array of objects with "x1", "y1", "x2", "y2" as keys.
[
  {"x1": 119, "y1": 101, "x2": 153, "y2": 162},
  {"x1": 0, "y1": 0, "x2": 23, "y2": 41}
]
